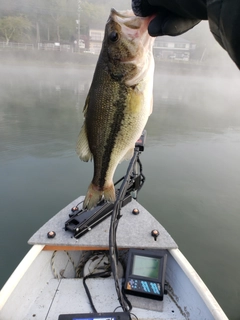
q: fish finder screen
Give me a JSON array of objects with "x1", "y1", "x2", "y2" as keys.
[
  {"x1": 58, "y1": 312, "x2": 129, "y2": 320},
  {"x1": 132, "y1": 255, "x2": 160, "y2": 279},
  {"x1": 73, "y1": 318, "x2": 116, "y2": 320},
  {"x1": 72, "y1": 317, "x2": 116, "y2": 320}
]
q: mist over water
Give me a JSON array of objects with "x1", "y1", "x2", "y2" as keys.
[{"x1": 0, "y1": 62, "x2": 240, "y2": 319}]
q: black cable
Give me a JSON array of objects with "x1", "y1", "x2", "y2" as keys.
[
  {"x1": 83, "y1": 270, "x2": 111, "y2": 313},
  {"x1": 109, "y1": 148, "x2": 141, "y2": 315},
  {"x1": 81, "y1": 146, "x2": 144, "y2": 317},
  {"x1": 130, "y1": 312, "x2": 139, "y2": 320},
  {"x1": 137, "y1": 157, "x2": 145, "y2": 192}
]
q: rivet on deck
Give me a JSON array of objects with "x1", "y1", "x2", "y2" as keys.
[
  {"x1": 47, "y1": 231, "x2": 56, "y2": 239},
  {"x1": 151, "y1": 229, "x2": 159, "y2": 241},
  {"x1": 132, "y1": 208, "x2": 139, "y2": 215},
  {"x1": 71, "y1": 206, "x2": 79, "y2": 212}
]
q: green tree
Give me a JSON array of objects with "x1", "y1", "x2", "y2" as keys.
[
  {"x1": 47, "y1": 0, "x2": 76, "y2": 43},
  {"x1": 0, "y1": 15, "x2": 32, "y2": 44},
  {"x1": 0, "y1": 0, "x2": 132, "y2": 44}
]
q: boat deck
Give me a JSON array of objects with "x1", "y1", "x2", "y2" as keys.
[
  {"x1": 1, "y1": 196, "x2": 224, "y2": 320},
  {"x1": 28, "y1": 197, "x2": 182, "y2": 319},
  {"x1": 26, "y1": 278, "x2": 186, "y2": 320},
  {"x1": 28, "y1": 196, "x2": 178, "y2": 250}
]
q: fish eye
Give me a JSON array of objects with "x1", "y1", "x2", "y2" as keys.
[{"x1": 109, "y1": 31, "x2": 119, "y2": 42}]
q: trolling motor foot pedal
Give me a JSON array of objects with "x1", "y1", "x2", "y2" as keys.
[{"x1": 65, "y1": 193, "x2": 132, "y2": 239}]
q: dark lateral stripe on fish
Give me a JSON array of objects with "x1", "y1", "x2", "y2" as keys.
[{"x1": 95, "y1": 84, "x2": 128, "y2": 189}]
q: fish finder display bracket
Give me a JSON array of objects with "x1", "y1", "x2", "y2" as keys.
[{"x1": 123, "y1": 249, "x2": 167, "y2": 301}]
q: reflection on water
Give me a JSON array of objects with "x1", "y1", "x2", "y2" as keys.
[
  {"x1": 150, "y1": 73, "x2": 240, "y2": 141},
  {"x1": 0, "y1": 65, "x2": 240, "y2": 319},
  {"x1": 0, "y1": 66, "x2": 91, "y2": 160}
]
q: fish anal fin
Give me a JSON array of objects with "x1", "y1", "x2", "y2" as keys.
[
  {"x1": 120, "y1": 147, "x2": 134, "y2": 163},
  {"x1": 103, "y1": 183, "x2": 116, "y2": 203},
  {"x1": 83, "y1": 183, "x2": 103, "y2": 209},
  {"x1": 76, "y1": 123, "x2": 92, "y2": 162}
]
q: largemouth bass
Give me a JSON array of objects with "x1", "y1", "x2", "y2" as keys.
[{"x1": 76, "y1": 8, "x2": 155, "y2": 209}]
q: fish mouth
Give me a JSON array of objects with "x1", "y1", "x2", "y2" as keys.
[
  {"x1": 110, "y1": 8, "x2": 144, "y2": 29},
  {"x1": 110, "y1": 8, "x2": 155, "y2": 32},
  {"x1": 110, "y1": 8, "x2": 135, "y2": 19}
]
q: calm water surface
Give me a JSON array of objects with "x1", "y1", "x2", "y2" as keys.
[{"x1": 1, "y1": 65, "x2": 240, "y2": 319}]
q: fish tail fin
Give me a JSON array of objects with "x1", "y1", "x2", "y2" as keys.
[
  {"x1": 83, "y1": 183, "x2": 116, "y2": 210},
  {"x1": 103, "y1": 183, "x2": 116, "y2": 203},
  {"x1": 83, "y1": 183, "x2": 103, "y2": 209}
]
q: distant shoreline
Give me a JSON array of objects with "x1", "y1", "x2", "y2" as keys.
[
  {"x1": 0, "y1": 49, "x2": 237, "y2": 77},
  {"x1": 0, "y1": 49, "x2": 98, "y2": 68}
]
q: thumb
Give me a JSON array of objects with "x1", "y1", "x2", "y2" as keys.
[{"x1": 148, "y1": 12, "x2": 200, "y2": 36}]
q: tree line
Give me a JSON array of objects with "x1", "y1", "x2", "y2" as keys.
[{"x1": 0, "y1": 0, "x2": 130, "y2": 45}]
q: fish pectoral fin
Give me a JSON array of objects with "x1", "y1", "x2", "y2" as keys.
[
  {"x1": 76, "y1": 123, "x2": 92, "y2": 162},
  {"x1": 120, "y1": 147, "x2": 134, "y2": 163}
]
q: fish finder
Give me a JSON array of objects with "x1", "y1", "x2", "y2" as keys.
[
  {"x1": 123, "y1": 249, "x2": 167, "y2": 301},
  {"x1": 58, "y1": 312, "x2": 130, "y2": 320}
]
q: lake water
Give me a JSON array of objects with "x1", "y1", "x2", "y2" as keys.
[{"x1": 1, "y1": 64, "x2": 240, "y2": 319}]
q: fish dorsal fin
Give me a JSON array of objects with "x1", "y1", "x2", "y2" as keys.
[{"x1": 76, "y1": 122, "x2": 92, "y2": 162}]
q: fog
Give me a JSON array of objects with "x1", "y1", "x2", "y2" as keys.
[{"x1": 1, "y1": 60, "x2": 239, "y2": 160}]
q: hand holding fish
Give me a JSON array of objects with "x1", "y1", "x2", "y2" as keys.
[{"x1": 132, "y1": 0, "x2": 240, "y2": 69}]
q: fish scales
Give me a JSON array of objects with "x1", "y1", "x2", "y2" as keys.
[
  {"x1": 86, "y1": 66, "x2": 129, "y2": 189},
  {"x1": 76, "y1": 8, "x2": 155, "y2": 209}
]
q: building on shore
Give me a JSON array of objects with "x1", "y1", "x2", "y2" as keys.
[
  {"x1": 86, "y1": 31, "x2": 196, "y2": 60},
  {"x1": 153, "y1": 36, "x2": 196, "y2": 61}
]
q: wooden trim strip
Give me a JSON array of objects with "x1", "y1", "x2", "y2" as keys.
[{"x1": 43, "y1": 245, "x2": 109, "y2": 251}]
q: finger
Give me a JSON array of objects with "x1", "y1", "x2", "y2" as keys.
[
  {"x1": 132, "y1": 0, "x2": 158, "y2": 17},
  {"x1": 148, "y1": 12, "x2": 201, "y2": 36}
]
